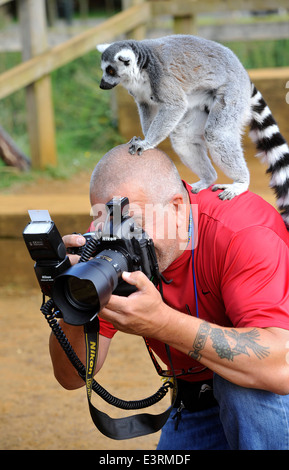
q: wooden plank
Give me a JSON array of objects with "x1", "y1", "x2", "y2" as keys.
[
  {"x1": 151, "y1": 0, "x2": 288, "y2": 16},
  {"x1": 199, "y1": 21, "x2": 289, "y2": 42},
  {"x1": 152, "y1": 0, "x2": 289, "y2": 16},
  {"x1": 0, "y1": 3, "x2": 151, "y2": 100},
  {"x1": 248, "y1": 67, "x2": 289, "y2": 80},
  {"x1": 18, "y1": 0, "x2": 57, "y2": 169}
]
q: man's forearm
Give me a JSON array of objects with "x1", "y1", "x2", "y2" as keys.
[
  {"x1": 189, "y1": 322, "x2": 270, "y2": 362},
  {"x1": 49, "y1": 319, "x2": 111, "y2": 390},
  {"x1": 100, "y1": 272, "x2": 289, "y2": 395},
  {"x1": 156, "y1": 305, "x2": 289, "y2": 395},
  {"x1": 49, "y1": 320, "x2": 86, "y2": 390}
]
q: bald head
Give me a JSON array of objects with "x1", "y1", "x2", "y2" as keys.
[{"x1": 90, "y1": 144, "x2": 186, "y2": 204}]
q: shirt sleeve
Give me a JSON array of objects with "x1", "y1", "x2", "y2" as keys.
[
  {"x1": 99, "y1": 317, "x2": 118, "y2": 338},
  {"x1": 221, "y1": 226, "x2": 289, "y2": 329}
]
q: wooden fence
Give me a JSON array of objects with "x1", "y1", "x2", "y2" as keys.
[{"x1": 0, "y1": 0, "x2": 289, "y2": 168}]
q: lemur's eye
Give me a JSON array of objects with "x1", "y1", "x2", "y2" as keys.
[{"x1": 106, "y1": 66, "x2": 116, "y2": 76}]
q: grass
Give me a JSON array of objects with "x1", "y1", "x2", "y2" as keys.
[
  {"x1": 0, "y1": 34, "x2": 288, "y2": 190},
  {"x1": 222, "y1": 38, "x2": 289, "y2": 69}
]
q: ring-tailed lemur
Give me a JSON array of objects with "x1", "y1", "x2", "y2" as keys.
[{"x1": 97, "y1": 35, "x2": 289, "y2": 225}]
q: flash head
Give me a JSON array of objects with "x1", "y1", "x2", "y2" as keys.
[
  {"x1": 23, "y1": 210, "x2": 66, "y2": 261},
  {"x1": 23, "y1": 210, "x2": 70, "y2": 296}
]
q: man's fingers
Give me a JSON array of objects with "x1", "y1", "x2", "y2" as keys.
[
  {"x1": 122, "y1": 271, "x2": 149, "y2": 290},
  {"x1": 62, "y1": 234, "x2": 86, "y2": 248},
  {"x1": 103, "y1": 293, "x2": 129, "y2": 312},
  {"x1": 62, "y1": 234, "x2": 86, "y2": 266},
  {"x1": 68, "y1": 254, "x2": 81, "y2": 265},
  {"x1": 102, "y1": 272, "x2": 149, "y2": 316},
  {"x1": 99, "y1": 271, "x2": 163, "y2": 335}
]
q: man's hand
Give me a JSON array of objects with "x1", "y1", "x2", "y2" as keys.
[
  {"x1": 100, "y1": 271, "x2": 169, "y2": 338},
  {"x1": 62, "y1": 234, "x2": 86, "y2": 265}
]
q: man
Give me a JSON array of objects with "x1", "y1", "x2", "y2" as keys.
[{"x1": 50, "y1": 144, "x2": 289, "y2": 450}]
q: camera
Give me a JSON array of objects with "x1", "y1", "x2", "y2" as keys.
[{"x1": 23, "y1": 198, "x2": 160, "y2": 326}]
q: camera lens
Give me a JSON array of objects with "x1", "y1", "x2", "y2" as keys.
[
  {"x1": 65, "y1": 277, "x2": 99, "y2": 309},
  {"x1": 52, "y1": 248, "x2": 130, "y2": 325}
]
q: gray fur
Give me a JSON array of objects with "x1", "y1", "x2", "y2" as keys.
[{"x1": 97, "y1": 35, "x2": 289, "y2": 223}]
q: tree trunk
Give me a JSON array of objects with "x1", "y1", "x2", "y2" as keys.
[{"x1": 0, "y1": 125, "x2": 30, "y2": 171}]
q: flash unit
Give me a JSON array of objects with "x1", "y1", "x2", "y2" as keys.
[{"x1": 23, "y1": 210, "x2": 70, "y2": 296}]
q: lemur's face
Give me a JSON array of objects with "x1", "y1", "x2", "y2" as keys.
[{"x1": 97, "y1": 43, "x2": 139, "y2": 90}]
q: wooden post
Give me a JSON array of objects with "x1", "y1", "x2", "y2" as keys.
[
  {"x1": 173, "y1": 5, "x2": 197, "y2": 36},
  {"x1": 124, "y1": 0, "x2": 147, "y2": 40},
  {"x1": 18, "y1": 0, "x2": 57, "y2": 169},
  {"x1": 116, "y1": 0, "x2": 147, "y2": 139},
  {"x1": 46, "y1": 0, "x2": 57, "y2": 27},
  {"x1": 121, "y1": 0, "x2": 132, "y2": 9},
  {"x1": 173, "y1": 14, "x2": 197, "y2": 35},
  {"x1": 79, "y1": 0, "x2": 89, "y2": 20}
]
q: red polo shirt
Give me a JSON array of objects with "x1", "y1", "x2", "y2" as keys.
[{"x1": 98, "y1": 182, "x2": 289, "y2": 382}]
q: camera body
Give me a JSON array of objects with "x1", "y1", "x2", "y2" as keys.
[{"x1": 23, "y1": 198, "x2": 160, "y2": 325}]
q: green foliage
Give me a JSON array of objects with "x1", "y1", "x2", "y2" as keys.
[{"x1": 222, "y1": 38, "x2": 289, "y2": 69}]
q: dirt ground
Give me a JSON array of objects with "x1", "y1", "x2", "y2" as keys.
[
  {"x1": 0, "y1": 285, "x2": 171, "y2": 451},
  {"x1": 0, "y1": 152, "x2": 275, "y2": 451}
]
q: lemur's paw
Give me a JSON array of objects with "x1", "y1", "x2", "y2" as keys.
[
  {"x1": 190, "y1": 181, "x2": 210, "y2": 194},
  {"x1": 128, "y1": 136, "x2": 142, "y2": 145},
  {"x1": 129, "y1": 136, "x2": 145, "y2": 155},
  {"x1": 129, "y1": 137, "x2": 152, "y2": 156},
  {"x1": 212, "y1": 183, "x2": 247, "y2": 200}
]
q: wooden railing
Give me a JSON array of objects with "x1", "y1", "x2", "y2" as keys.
[
  {"x1": 0, "y1": 0, "x2": 288, "y2": 169},
  {"x1": 0, "y1": 4, "x2": 151, "y2": 100}
]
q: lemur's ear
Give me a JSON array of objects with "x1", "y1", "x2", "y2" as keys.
[
  {"x1": 96, "y1": 44, "x2": 111, "y2": 53},
  {"x1": 118, "y1": 56, "x2": 130, "y2": 66}
]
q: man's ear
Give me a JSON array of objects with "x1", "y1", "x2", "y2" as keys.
[
  {"x1": 170, "y1": 193, "x2": 187, "y2": 229},
  {"x1": 170, "y1": 192, "x2": 194, "y2": 249},
  {"x1": 96, "y1": 43, "x2": 111, "y2": 53}
]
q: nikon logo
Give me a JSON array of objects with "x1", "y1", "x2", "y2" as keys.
[
  {"x1": 88, "y1": 341, "x2": 97, "y2": 376},
  {"x1": 86, "y1": 340, "x2": 97, "y2": 400},
  {"x1": 99, "y1": 255, "x2": 112, "y2": 262}
]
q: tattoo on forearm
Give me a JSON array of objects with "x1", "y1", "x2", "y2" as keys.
[
  {"x1": 226, "y1": 329, "x2": 270, "y2": 359},
  {"x1": 210, "y1": 329, "x2": 235, "y2": 360},
  {"x1": 189, "y1": 322, "x2": 211, "y2": 360},
  {"x1": 189, "y1": 322, "x2": 270, "y2": 362}
]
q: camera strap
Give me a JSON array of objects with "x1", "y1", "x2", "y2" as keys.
[{"x1": 84, "y1": 317, "x2": 177, "y2": 440}]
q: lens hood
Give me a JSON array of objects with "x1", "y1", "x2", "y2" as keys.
[{"x1": 52, "y1": 250, "x2": 128, "y2": 325}]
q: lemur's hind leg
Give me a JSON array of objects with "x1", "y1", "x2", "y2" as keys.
[
  {"x1": 204, "y1": 86, "x2": 250, "y2": 200},
  {"x1": 170, "y1": 108, "x2": 217, "y2": 193}
]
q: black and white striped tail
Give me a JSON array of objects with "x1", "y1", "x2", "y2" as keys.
[{"x1": 249, "y1": 84, "x2": 289, "y2": 227}]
